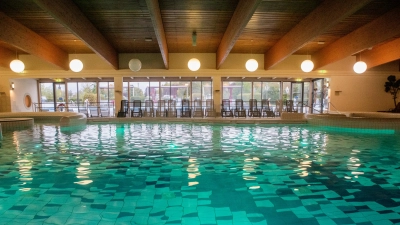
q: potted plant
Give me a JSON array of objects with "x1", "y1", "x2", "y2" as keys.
[{"x1": 384, "y1": 75, "x2": 400, "y2": 110}]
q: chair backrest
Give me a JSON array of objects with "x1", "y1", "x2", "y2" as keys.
[
  {"x1": 144, "y1": 100, "x2": 153, "y2": 109},
  {"x1": 222, "y1": 99, "x2": 230, "y2": 110},
  {"x1": 206, "y1": 99, "x2": 214, "y2": 109},
  {"x1": 275, "y1": 100, "x2": 282, "y2": 111},
  {"x1": 158, "y1": 100, "x2": 166, "y2": 110},
  {"x1": 167, "y1": 100, "x2": 176, "y2": 110},
  {"x1": 261, "y1": 99, "x2": 271, "y2": 111},
  {"x1": 249, "y1": 99, "x2": 257, "y2": 110},
  {"x1": 120, "y1": 100, "x2": 128, "y2": 113},
  {"x1": 235, "y1": 99, "x2": 244, "y2": 110},
  {"x1": 193, "y1": 99, "x2": 202, "y2": 110},
  {"x1": 132, "y1": 100, "x2": 141, "y2": 111}
]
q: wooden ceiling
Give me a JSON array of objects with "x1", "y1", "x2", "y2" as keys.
[{"x1": 0, "y1": 0, "x2": 400, "y2": 71}]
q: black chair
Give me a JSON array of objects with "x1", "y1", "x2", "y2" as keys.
[
  {"x1": 131, "y1": 100, "x2": 143, "y2": 117},
  {"x1": 167, "y1": 100, "x2": 177, "y2": 117},
  {"x1": 248, "y1": 99, "x2": 261, "y2": 117},
  {"x1": 234, "y1": 99, "x2": 246, "y2": 118},
  {"x1": 144, "y1": 100, "x2": 154, "y2": 117},
  {"x1": 181, "y1": 99, "x2": 191, "y2": 117},
  {"x1": 221, "y1": 99, "x2": 233, "y2": 117},
  {"x1": 192, "y1": 99, "x2": 204, "y2": 117},
  {"x1": 285, "y1": 100, "x2": 298, "y2": 113},
  {"x1": 117, "y1": 100, "x2": 128, "y2": 117},
  {"x1": 156, "y1": 100, "x2": 167, "y2": 117},
  {"x1": 205, "y1": 99, "x2": 215, "y2": 117},
  {"x1": 261, "y1": 99, "x2": 275, "y2": 117}
]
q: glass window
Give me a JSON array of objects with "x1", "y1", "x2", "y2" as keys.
[
  {"x1": 67, "y1": 82, "x2": 78, "y2": 104},
  {"x1": 123, "y1": 82, "x2": 129, "y2": 100},
  {"x1": 253, "y1": 82, "x2": 262, "y2": 101},
  {"x1": 130, "y1": 82, "x2": 147, "y2": 101},
  {"x1": 262, "y1": 82, "x2": 280, "y2": 102},
  {"x1": 203, "y1": 81, "x2": 212, "y2": 100},
  {"x1": 149, "y1": 82, "x2": 159, "y2": 102},
  {"x1": 39, "y1": 83, "x2": 55, "y2": 111},
  {"x1": 160, "y1": 81, "x2": 170, "y2": 101},
  {"x1": 192, "y1": 81, "x2": 201, "y2": 101},
  {"x1": 79, "y1": 82, "x2": 97, "y2": 104}
]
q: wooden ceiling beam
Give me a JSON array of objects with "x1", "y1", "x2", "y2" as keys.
[
  {"x1": 264, "y1": 0, "x2": 372, "y2": 70},
  {"x1": 0, "y1": 46, "x2": 16, "y2": 69},
  {"x1": 145, "y1": 0, "x2": 169, "y2": 70},
  {"x1": 216, "y1": 0, "x2": 262, "y2": 69},
  {"x1": 313, "y1": 6, "x2": 400, "y2": 70},
  {"x1": 361, "y1": 38, "x2": 400, "y2": 69},
  {"x1": 34, "y1": 0, "x2": 119, "y2": 70},
  {"x1": 0, "y1": 12, "x2": 69, "y2": 70}
]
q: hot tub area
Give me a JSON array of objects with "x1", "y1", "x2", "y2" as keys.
[{"x1": 0, "y1": 112, "x2": 87, "y2": 128}]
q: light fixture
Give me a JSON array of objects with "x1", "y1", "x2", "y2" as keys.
[
  {"x1": 353, "y1": 61, "x2": 367, "y2": 74},
  {"x1": 70, "y1": 40, "x2": 83, "y2": 72},
  {"x1": 246, "y1": 40, "x2": 258, "y2": 72},
  {"x1": 10, "y1": 82, "x2": 14, "y2": 90},
  {"x1": 188, "y1": 32, "x2": 200, "y2": 71},
  {"x1": 188, "y1": 58, "x2": 200, "y2": 71},
  {"x1": 10, "y1": 59, "x2": 25, "y2": 73},
  {"x1": 70, "y1": 59, "x2": 83, "y2": 72},
  {"x1": 301, "y1": 59, "x2": 314, "y2": 72},
  {"x1": 129, "y1": 58, "x2": 142, "y2": 72},
  {"x1": 246, "y1": 59, "x2": 258, "y2": 72}
]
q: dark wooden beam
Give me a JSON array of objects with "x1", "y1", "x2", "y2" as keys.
[
  {"x1": 313, "y1": 6, "x2": 400, "y2": 70},
  {"x1": 0, "y1": 46, "x2": 16, "y2": 69},
  {"x1": 146, "y1": 0, "x2": 169, "y2": 70},
  {"x1": 0, "y1": 12, "x2": 69, "y2": 70},
  {"x1": 264, "y1": 0, "x2": 372, "y2": 70},
  {"x1": 34, "y1": 0, "x2": 119, "y2": 70},
  {"x1": 361, "y1": 38, "x2": 400, "y2": 69},
  {"x1": 216, "y1": 0, "x2": 262, "y2": 69}
]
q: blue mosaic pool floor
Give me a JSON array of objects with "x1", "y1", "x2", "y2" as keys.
[{"x1": 0, "y1": 123, "x2": 400, "y2": 225}]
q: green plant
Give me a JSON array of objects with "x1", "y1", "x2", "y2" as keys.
[{"x1": 384, "y1": 75, "x2": 400, "y2": 108}]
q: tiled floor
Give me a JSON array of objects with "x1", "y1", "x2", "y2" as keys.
[{"x1": 0, "y1": 123, "x2": 400, "y2": 225}]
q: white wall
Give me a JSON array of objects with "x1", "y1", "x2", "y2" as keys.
[{"x1": 9, "y1": 79, "x2": 38, "y2": 112}]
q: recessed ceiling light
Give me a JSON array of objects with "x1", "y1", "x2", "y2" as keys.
[{"x1": 145, "y1": 38, "x2": 152, "y2": 42}]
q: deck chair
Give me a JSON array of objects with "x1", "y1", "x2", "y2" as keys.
[
  {"x1": 181, "y1": 99, "x2": 191, "y2": 117},
  {"x1": 167, "y1": 100, "x2": 177, "y2": 117},
  {"x1": 248, "y1": 99, "x2": 261, "y2": 117},
  {"x1": 143, "y1": 100, "x2": 154, "y2": 117},
  {"x1": 205, "y1": 99, "x2": 215, "y2": 117},
  {"x1": 131, "y1": 100, "x2": 142, "y2": 117},
  {"x1": 285, "y1": 100, "x2": 298, "y2": 113},
  {"x1": 221, "y1": 99, "x2": 233, "y2": 117},
  {"x1": 261, "y1": 99, "x2": 275, "y2": 117},
  {"x1": 117, "y1": 100, "x2": 129, "y2": 117},
  {"x1": 156, "y1": 100, "x2": 167, "y2": 117},
  {"x1": 192, "y1": 99, "x2": 204, "y2": 117},
  {"x1": 89, "y1": 106, "x2": 100, "y2": 117},
  {"x1": 234, "y1": 99, "x2": 246, "y2": 118},
  {"x1": 275, "y1": 100, "x2": 282, "y2": 116}
]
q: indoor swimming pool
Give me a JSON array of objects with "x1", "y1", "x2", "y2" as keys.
[{"x1": 1, "y1": 123, "x2": 400, "y2": 225}]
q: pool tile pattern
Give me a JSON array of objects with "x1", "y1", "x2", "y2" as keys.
[{"x1": 0, "y1": 124, "x2": 400, "y2": 224}]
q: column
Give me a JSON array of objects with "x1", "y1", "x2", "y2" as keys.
[
  {"x1": 212, "y1": 75, "x2": 221, "y2": 116},
  {"x1": 114, "y1": 77, "x2": 123, "y2": 117}
]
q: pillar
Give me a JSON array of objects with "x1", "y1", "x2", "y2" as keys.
[{"x1": 114, "y1": 77, "x2": 123, "y2": 117}]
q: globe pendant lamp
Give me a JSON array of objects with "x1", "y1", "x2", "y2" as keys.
[
  {"x1": 69, "y1": 59, "x2": 83, "y2": 72},
  {"x1": 10, "y1": 59, "x2": 25, "y2": 73},
  {"x1": 188, "y1": 32, "x2": 200, "y2": 71},
  {"x1": 188, "y1": 58, "x2": 200, "y2": 71},
  {"x1": 129, "y1": 58, "x2": 142, "y2": 72},
  {"x1": 301, "y1": 59, "x2": 314, "y2": 72},
  {"x1": 245, "y1": 59, "x2": 258, "y2": 72},
  {"x1": 353, "y1": 61, "x2": 367, "y2": 74}
]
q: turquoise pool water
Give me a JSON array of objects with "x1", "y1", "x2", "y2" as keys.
[{"x1": 1, "y1": 123, "x2": 400, "y2": 225}]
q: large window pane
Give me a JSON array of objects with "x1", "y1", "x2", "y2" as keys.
[
  {"x1": 149, "y1": 82, "x2": 159, "y2": 102},
  {"x1": 67, "y1": 82, "x2": 78, "y2": 104},
  {"x1": 130, "y1": 82, "x2": 147, "y2": 101},
  {"x1": 192, "y1": 81, "x2": 201, "y2": 101},
  {"x1": 160, "y1": 81, "x2": 170, "y2": 100},
  {"x1": 223, "y1": 81, "x2": 242, "y2": 101},
  {"x1": 79, "y1": 82, "x2": 97, "y2": 104},
  {"x1": 39, "y1": 83, "x2": 54, "y2": 111},
  {"x1": 262, "y1": 82, "x2": 280, "y2": 101},
  {"x1": 123, "y1": 82, "x2": 128, "y2": 100},
  {"x1": 253, "y1": 82, "x2": 262, "y2": 101},
  {"x1": 203, "y1": 81, "x2": 212, "y2": 100}
]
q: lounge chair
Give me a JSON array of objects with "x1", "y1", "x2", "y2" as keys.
[
  {"x1": 205, "y1": 99, "x2": 215, "y2": 117},
  {"x1": 131, "y1": 100, "x2": 143, "y2": 117},
  {"x1": 117, "y1": 100, "x2": 128, "y2": 117},
  {"x1": 285, "y1": 100, "x2": 298, "y2": 113},
  {"x1": 275, "y1": 100, "x2": 282, "y2": 117},
  {"x1": 143, "y1": 100, "x2": 154, "y2": 117},
  {"x1": 192, "y1": 99, "x2": 204, "y2": 117},
  {"x1": 156, "y1": 100, "x2": 167, "y2": 117},
  {"x1": 167, "y1": 100, "x2": 177, "y2": 117},
  {"x1": 181, "y1": 99, "x2": 191, "y2": 117},
  {"x1": 221, "y1": 99, "x2": 233, "y2": 117},
  {"x1": 261, "y1": 99, "x2": 275, "y2": 117},
  {"x1": 234, "y1": 99, "x2": 246, "y2": 118},
  {"x1": 89, "y1": 106, "x2": 100, "y2": 117},
  {"x1": 248, "y1": 99, "x2": 261, "y2": 117}
]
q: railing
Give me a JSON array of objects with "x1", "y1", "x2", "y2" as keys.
[{"x1": 33, "y1": 102, "x2": 115, "y2": 117}]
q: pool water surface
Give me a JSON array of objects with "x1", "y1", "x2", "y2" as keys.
[{"x1": 1, "y1": 123, "x2": 400, "y2": 225}]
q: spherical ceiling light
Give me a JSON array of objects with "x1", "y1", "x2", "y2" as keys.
[
  {"x1": 188, "y1": 58, "x2": 200, "y2": 71},
  {"x1": 10, "y1": 59, "x2": 25, "y2": 73},
  {"x1": 353, "y1": 61, "x2": 367, "y2": 74},
  {"x1": 129, "y1": 58, "x2": 142, "y2": 72},
  {"x1": 69, "y1": 59, "x2": 83, "y2": 72},
  {"x1": 245, "y1": 59, "x2": 258, "y2": 72},
  {"x1": 301, "y1": 59, "x2": 314, "y2": 73}
]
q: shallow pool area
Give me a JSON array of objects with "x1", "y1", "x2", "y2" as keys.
[{"x1": 1, "y1": 123, "x2": 400, "y2": 225}]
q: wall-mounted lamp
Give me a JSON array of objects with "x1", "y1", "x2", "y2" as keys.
[{"x1": 10, "y1": 82, "x2": 14, "y2": 90}]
